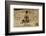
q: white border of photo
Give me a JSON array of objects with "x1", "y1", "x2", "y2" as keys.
[{"x1": 10, "y1": 5, "x2": 43, "y2": 33}]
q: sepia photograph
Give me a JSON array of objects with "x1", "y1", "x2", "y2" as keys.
[{"x1": 14, "y1": 9, "x2": 39, "y2": 27}]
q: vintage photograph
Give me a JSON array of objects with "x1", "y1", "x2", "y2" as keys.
[{"x1": 14, "y1": 9, "x2": 39, "y2": 27}]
